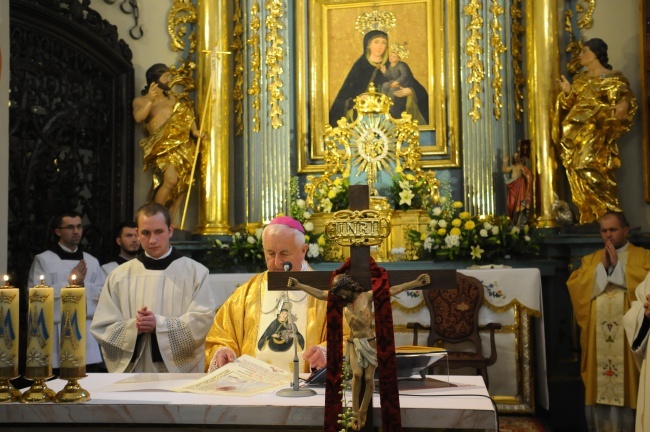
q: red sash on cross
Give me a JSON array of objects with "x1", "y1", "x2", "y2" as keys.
[{"x1": 324, "y1": 258, "x2": 402, "y2": 431}]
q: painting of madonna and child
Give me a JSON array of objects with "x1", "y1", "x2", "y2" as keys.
[{"x1": 326, "y1": 5, "x2": 434, "y2": 129}]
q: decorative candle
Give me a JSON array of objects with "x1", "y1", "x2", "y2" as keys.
[
  {"x1": 0, "y1": 275, "x2": 19, "y2": 374},
  {"x1": 60, "y1": 277, "x2": 86, "y2": 375},
  {"x1": 26, "y1": 277, "x2": 54, "y2": 375}
]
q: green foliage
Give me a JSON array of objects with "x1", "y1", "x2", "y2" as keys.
[
  {"x1": 387, "y1": 170, "x2": 431, "y2": 211},
  {"x1": 228, "y1": 229, "x2": 266, "y2": 272},
  {"x1": 338, "y1": 359, "x2": 355, "y2": 432},
  {"x1": 411, "y1": 186, "x2": 542, "y2": 263},
  {"x1": 313, "y1": 177, "x2": 350, "y2": 213}
]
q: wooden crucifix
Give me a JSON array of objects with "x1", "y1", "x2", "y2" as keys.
[{"x1": 268, "y1": 184, "x2": 456, "y2": 432}]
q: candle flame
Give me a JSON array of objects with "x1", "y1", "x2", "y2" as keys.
[{"x1": 40, "y1": 275, "x2": 45, "y2": 285}]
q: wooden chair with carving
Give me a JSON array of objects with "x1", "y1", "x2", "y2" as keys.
[{"x1": 407, "y1": 273, "x2": 502, "y2": 387}]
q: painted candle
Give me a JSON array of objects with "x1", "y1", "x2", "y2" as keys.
[
  {"x1": 59, "y1": 286, "x2": 86, "y2": 370},
  {"x1": 0, "y1": 275, "x2": 19, "y2": 373},
  {"x1": 26, "y1": 276, "x2": 54, "y2": 371}
]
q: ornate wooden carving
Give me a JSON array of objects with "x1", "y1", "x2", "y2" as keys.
[{"x1": 8, "y1": 0, "x2": 134, "y2": 289}]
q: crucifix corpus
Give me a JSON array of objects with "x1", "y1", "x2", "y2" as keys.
[{"x1": 268, "y1": 184, "x2": 457, "y2": 432}]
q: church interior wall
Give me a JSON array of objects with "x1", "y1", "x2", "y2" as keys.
[
  {"x1": 74, "y1": 1, "x2": 650, "y2": 233},
  {"x1": 2, "y1": 0, "x2": 650, "y2": 273}
]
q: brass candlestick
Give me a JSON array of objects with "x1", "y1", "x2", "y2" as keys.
[
  {"x1": 0, "y1": 367, "x2": 21, "y2": 403},
  {"x1": 55, "y1": 279, "x2": 90, "y2": 403},
  {"x1": 19, "y1": 373, "x2": 56, "y2": 403},
  {"x1": 55, "y1": 372, "x2": 90, "y2": 403},
  {"x1": 0, "y1": 275, "x2": 21, "y2": 402}
]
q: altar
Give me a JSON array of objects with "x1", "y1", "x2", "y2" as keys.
[
  {"x1": 1, "y1": 373, "x2": 497, "y2": 431},
  {"x1": 209, "y1": 266, "x2": 546, "y2": 414}
]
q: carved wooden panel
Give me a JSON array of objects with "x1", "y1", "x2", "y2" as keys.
[{"x1": 8, "y1": 0, "x2": 134, "y2": 289}]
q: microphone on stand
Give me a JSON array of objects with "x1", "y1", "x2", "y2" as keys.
[{"x1": 277, "y1": 261, "x2": 316, "y2": 397}]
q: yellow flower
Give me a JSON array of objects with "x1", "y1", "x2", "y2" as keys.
[
  {"x1": 437, "y1": 228, "x2": 447, "y2": 236},
  {"x1": 452, "y1": 218, "x2": 462, "y2": 227},
  {"x1": 420, "y1": 232, "x2": 427, "y2": 240},
  {"x1": 333, "y1": 177, "x2": 342, "y2": 186},
  {"x1": 470, "y1": 245, "x2": 485, "y2": 260},
  {"x1": 304, "y1": 235, "x2": 310, "y2": 242},
  {"x1": 464, "y1": 220, "x2": 475, "y2": 230},
  {"x1": 450, "y1": 227, "x2": 461, "y2": 236},
  {"x1": 327, "y1": 190, "x2": 337, "y2": 199},
  {"x1": 406, "y1": 174, "x2": 416, "y2": 181},
  {"x1": 317, "y1": 236, "x2": 326, "y2": 246},
  {"x1": 459, "y1": 211, "x2": 471, "y2": 220},
  {"x1": 395, "y1": 165, "x2": 403, "y2": 173},
  {"x1": 452, "y1": 201, "x2": 463, "y2": 209}
]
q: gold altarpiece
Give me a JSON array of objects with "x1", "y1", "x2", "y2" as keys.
[
  {"x1": 187, "y1": 0, "x2": 561, "y2": 232},
  {"x1": 304, "y1": 84, "x2": 440, "y2": 262}
]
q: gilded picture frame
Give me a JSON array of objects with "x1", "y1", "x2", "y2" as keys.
[{"x1": 296, "y1": 0, "x2": 460, "y2": 173}]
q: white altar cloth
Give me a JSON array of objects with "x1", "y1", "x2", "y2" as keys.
[
  {"x1": 208, "y1": 268, "x2": 547, "y2": 413},
  {"x1": 2, "y1": 373, "x2": 497, "y2": 431}
]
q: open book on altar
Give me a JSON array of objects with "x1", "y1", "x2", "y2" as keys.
[{"x1": 172, "y1": 355, "x2": 292, "y2": 397}]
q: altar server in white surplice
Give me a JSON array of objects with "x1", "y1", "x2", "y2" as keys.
[
  {"x1": 90, "y1": 203, "x2": 217, "y2": 373},
  {"x1": 623, "y1": 273, "x2": 650, "y2": 432},
  {"x1": 27, "y1": 210, "x2": 106, "y2": 371}
]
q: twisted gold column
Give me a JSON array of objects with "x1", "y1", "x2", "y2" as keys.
[
  {"x1": 525, "y1": 0, "x2": 559, "y2": 227},
  {"x1": 195, "y1": 0, "x2": 232, "y2": 235}
]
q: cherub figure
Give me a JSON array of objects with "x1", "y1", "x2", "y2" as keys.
[{"x1": 287, "y1": 272, "x2": 430, "y2": 430}]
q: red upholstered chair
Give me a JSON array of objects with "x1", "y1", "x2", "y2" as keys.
[{"x1": 407, "y1": 273, "x2": 501, "y2": 387}]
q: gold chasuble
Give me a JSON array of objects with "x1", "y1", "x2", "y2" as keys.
[
  {"x1": 204, "y1": 272, "x2": 329, "y2": 373},
  {"x1": 567, "y1": 244, "x2": 650, "y2": 408}
]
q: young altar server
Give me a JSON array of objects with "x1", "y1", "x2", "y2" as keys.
[{"x1": 90, "y1": 203, "x2": 217, "y2": 372}]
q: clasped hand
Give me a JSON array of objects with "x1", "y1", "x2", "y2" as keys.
[
  {"x1": 136, "y1": 306, "x2": 156, "y2": 334},
  {"x1": 601, "y1": 240, "x2": 619, "y2": 269}
]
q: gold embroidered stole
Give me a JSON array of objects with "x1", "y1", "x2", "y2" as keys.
[{"x1": 595, "y1": 285, "x2": 626, "y2": 406}]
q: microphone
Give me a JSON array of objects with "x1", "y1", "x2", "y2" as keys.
[{"x1": 283, "y1": 262, "x2": 292, "y2": 272}]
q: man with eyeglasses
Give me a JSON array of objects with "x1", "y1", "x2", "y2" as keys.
[{"x1": 27, "y1": 210, "x2": 106, "y2": 373}]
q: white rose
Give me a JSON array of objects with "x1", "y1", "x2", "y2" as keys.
[
  {"x1": 303, "y1": 211, "x2": 311, "y2": 219},
  {"x1": 438, "y1": 220, "x2": 448, "y2": 228},
  {"x1": 303, "y1": 221, "x2": 314, "y2": 232},
  {"x1": 480, "y1": 229, "x2": 488, "y2": 238},
  {"x1": 524, "y1": 235, "x2": 531, "y2": 242},
  {"x1": 247, "y1": 236, "x2": 256, "y2": 244},
  {"x1": 445, "y1": 234, "x2": 460, "y2": 248},
  {"x1": 432, "y1": 207, "x2": 442, "y2": 216},
  {"x1": 296, "y1": 199, "x2": 305, "y2": 208},
  {"x1": 483, "y1": 222, "x2": 493, "y2": 230},
  {"x1": 429, "y1": 219, "x2": 438, "y2": 229},
  {"x1": 491, "y1": 226, "x2": 499, "y2": 235},
  {"x1": 307, "y1": 243, "x2": 320, "y2": 258}
]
